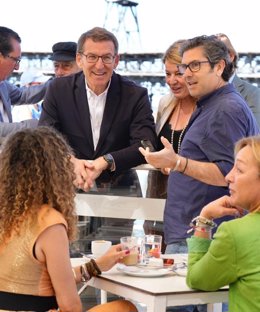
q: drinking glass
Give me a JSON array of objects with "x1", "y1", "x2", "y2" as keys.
[
  {"x1": 143, "y1": 234, "x2": 162, "y2": 264},
  {"x1": 120, "y1": 236, "x2": 141, "y2": 266}
]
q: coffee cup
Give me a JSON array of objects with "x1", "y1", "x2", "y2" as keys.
[{"x1": 91, "y1": 240, "x2": 112, "y2": 258}]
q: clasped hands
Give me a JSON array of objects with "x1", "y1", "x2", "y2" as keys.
[{"x1": 71, "y1": 156, "x2": 108, "y2": 191}]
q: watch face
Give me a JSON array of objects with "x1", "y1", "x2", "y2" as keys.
[{"x1": 104, "y1": 154, "x2": 113, "y2": 170}]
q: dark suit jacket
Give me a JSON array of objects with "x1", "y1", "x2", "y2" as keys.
[
  {"x1": 233, "y1": 74, "x2": 260, "y2": 127},
  {"x1": 39, "y1": 71, "x2": 156, "y2": 172}
]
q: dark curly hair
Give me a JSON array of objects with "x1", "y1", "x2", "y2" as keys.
[{"x1": 0, "y1": 127, "x2": 77, "y2": 243}]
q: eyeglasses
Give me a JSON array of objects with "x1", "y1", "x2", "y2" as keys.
[
  {"x1": 80, "y1": 53, "x2": 115, "y2": 64},
  {"x1": 6, "y1": 54, "x2": 21, "y2": 65},
  {"x1": 177, "y1": 61, "x2": 210, "y2": 74}
]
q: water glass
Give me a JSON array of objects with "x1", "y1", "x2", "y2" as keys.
[{"x1": 143, "y1": 234, "x2": 162, "y2": 263}]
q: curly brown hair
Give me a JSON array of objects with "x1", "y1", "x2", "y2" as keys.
[{"x1": 0, "y1": 127, "x2": 77, "y2": 243}]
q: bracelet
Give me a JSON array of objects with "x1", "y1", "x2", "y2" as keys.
[
  {"x1": 171, "y1": 157, "x2": 181, "y2": 172},
  {"x1": 195, "y1": 226, "x2": 212, "y2": 233},
  {"x1": 90, "y1": 259, "x2": 102, "y2": 275},
  {"x1": 80, "y1": 263, "x2": 90, "y2": 282},
  {"x1": 187, "y1": 225, "x2": 212, "y2": 234},
  {"x1": 80, "y1": 259, "x2": 101, "y2": 282},
  {"x1": 191, "y1": 216, "x2": 217, "y2": 228},
  {"x1": 181, "y1": 158, "x2": 188, "y2": 174},
  {"x1": 187, "y1": 216, "x2": 217, "y2": 234}
]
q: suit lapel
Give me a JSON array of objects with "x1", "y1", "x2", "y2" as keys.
[{"x1": 74, "y1": 73, "x2": 94, "y2": 153}]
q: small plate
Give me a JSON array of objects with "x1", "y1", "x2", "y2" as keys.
[
  {"x1": 117, "y1": 264, "x2": 171, "y2": 277},
  {"x1": 137, "y1": 262, "x2": 174, "y2": 270}
]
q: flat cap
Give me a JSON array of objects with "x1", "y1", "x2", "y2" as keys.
[{"x1": 49, "y1": 41, "x2": 77, "y2": 61}]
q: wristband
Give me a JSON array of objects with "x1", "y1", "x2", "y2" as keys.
[
  {"x1": 181, "y1": 158, "x2": 188, "y2": 174},
  {"x1": 171, "y1": 158, "x2": 181, "y2": 172}
]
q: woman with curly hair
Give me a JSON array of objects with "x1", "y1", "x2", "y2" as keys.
[{"x1": 0, "y1": 127, "x2": 137, "y2": 312}]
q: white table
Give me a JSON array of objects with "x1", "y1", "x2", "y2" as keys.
[{"x1": 86, "y1": 265, "x2": 228, "y2": 312}]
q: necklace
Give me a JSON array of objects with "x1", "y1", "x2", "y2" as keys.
[
  {"x1": 170, "y1": 101, "x2": 189, "y2": 154},
  {"x1": 170, "y1": 125, "x2": 187, "y2": 154}
]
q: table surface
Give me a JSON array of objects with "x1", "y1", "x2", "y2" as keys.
[{"x1": 72, "y1": 255, "x2": 229, "y2": 312}]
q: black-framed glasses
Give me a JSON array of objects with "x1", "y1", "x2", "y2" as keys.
[
  {"x1": 177, "y1": 61, "x2": 210, "y2": 74},
  {"x1": 6, "y1": 54, "x2": 21, "y2": 65},
  {"x1": 80, "y1": 53, "x2": 115, "y2": 64}
]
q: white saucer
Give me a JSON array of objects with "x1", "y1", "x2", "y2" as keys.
[{"x1": 117, "y1": 264, "x2": 171, "y2": 277}]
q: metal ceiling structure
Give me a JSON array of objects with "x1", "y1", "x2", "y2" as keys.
[{"x1": 103, "y1": 0, "x2": 141, "y2": 52}]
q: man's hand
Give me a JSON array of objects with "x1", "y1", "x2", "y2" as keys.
[
  {"x1": 82, "y1": 157, "x2": 109, "y2": 190},
  {"x1": 70, "y1": 156, "x2": 95, "y2": 191},
  {"x1": 139, "y1": 136, "x2": 178, "y2": 169},
  {"x1": 70, "y1": 156, "x2": 109, "y2": 192}
]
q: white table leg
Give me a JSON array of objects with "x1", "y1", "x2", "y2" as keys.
[
  {"x1": 146, "y1": 296, "x2": 167, "y2": 312},
  {"x1": 207, "y1": 303, "x2": 222, "y2": 312},
  {"x1": 100, "y1": 290, "x2": 108, "y2": 304}
]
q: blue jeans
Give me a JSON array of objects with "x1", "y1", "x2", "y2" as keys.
[
  {"x1": 222, "y1": 302, "x2": 229, "y2": 312},
  {"x1": 165, "y1": 241, "x2": 207, "y2": 312}
]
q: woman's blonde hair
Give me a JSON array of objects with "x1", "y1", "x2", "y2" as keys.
[
  {"x1": 235, "y1": 135, "x2": 260, "y2": 212},
  {"x1": 162, "y1": 39, "x2": 186, "y2": 64},
  {"x1": 0, "y1": 127, "x2": 77, "y2": 242}
]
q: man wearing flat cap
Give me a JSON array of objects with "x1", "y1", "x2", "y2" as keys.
[{"x1": 50, "y1": 41, "x2": 81, "y2": 77}]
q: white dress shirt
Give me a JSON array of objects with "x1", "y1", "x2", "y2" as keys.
[{"x1": 86, "y1": 82, "x2": 110, "y2": 150}]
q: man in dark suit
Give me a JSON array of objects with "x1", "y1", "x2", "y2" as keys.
[
  {"x1": 39, "y1": 27, "x2": 156, "y2": 191},
  {"x1": 216, "y1": 33, "x2": 260, "y2": 127}
]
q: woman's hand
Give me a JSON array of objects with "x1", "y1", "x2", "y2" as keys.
[
  {"x1": 95, "y1": 244, "x2": 130, "y2": 272},
  {"x1": 200, "y1": 195, "x2": 244, "y2": 220}
]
